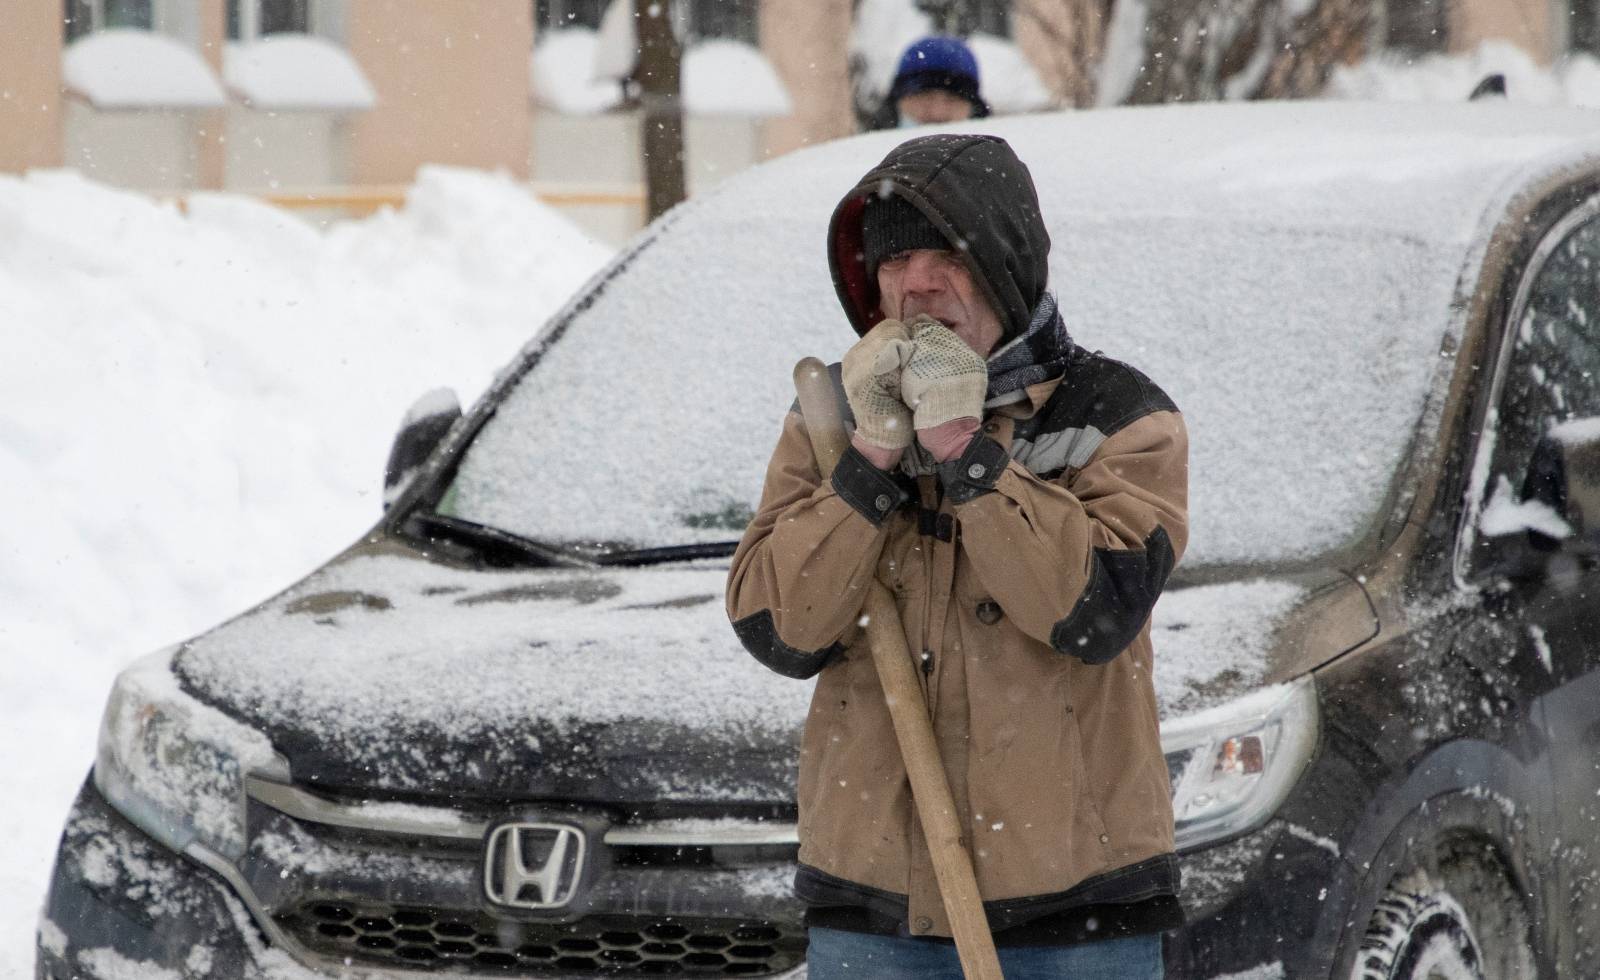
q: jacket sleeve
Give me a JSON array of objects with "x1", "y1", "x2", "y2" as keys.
[
  {"x1": 947, "y1": 409, "x2": 1189, "y2": 665},
  {"x1": 725, "y1": 409, "x2": 912, "y2": 679}
]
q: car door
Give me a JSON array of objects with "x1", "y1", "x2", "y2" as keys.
[{"x1": 1461, "y1": 191, "x2": 1600, "y2": 976}]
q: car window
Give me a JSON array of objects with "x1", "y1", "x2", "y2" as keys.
[{"x1": 1473, "y1": 201, "x2": 1600, "y2": 550}]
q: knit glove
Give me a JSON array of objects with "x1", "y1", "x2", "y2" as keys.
[
  {"x1": 902, "y1": 316, "x2": 988, "y2": 431},
  {"x1": 841, "y1": 319, "x2": 916, "y2": 450}
]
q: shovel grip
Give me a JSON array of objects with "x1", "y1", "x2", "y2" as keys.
[{"x1": 792, "y1": 357, "x2": 851, "y2": 478}]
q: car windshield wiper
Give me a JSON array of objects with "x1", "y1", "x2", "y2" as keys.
[
  {"x1": 588, "y1": 542, "x2": 739, "y2": 567},
  {"x1": 404, "y1": 512, "x2": 587, "y2": 568}
]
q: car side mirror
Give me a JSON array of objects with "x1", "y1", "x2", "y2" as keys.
[
  {"x1": 1479, "y1": 418, "x2": 1600, "y2": 578},
  {"x1": 383, "y1": 388, "x2": 461, "y2": 510}
]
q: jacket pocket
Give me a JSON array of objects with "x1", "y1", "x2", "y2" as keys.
[{"x1": 1065, "y1": 706, "x2": 1115, "y2": 866}]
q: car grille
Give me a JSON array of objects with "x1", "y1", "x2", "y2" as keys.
[{"x1": 279, "y1": 901, "x2": 806, "y2": 976}]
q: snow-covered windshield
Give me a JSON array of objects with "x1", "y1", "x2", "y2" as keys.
[{"x1": 437, "y1": 103, "x2": 1600, "y2": 568}]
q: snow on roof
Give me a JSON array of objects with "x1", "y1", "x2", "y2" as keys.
[
  {"x1": 683, "y1": 40, "x2": 792, "y2": 117},
  {"x1": 849, "y1": 0, "x2": 933, "y2": 102},
  {"x1": 445, "y1": 101, "x2": 1600, "y2": 569},
  {"x1": 62, "y1": 29, "x2": 226, "y2": 109},
  {"x1": 223, "y1": 35, "x2": 375, "y2": 110},
  {"x1": 1095, "y1": 0, "x2": 1148, "y2": 106},
  {"x1": 532, "y1": 27, "x2": 623, "y2": 114},
  {"x1": 966, "y1": 34, "x2": 1053, "y2": 113},
  {"x1": 532, "y1": 29, "x2": 791, "y2": 117},
  {"x1": 592, "y1": 0, "x2": 643, "y2": 84},
  {"x1": 1328, "y1": 39, "x2": 1600, "y2": 107}
]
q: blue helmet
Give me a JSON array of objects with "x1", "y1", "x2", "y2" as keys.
[{"x1": 888, "y1": 35, "x2": 990, "y2": 117}]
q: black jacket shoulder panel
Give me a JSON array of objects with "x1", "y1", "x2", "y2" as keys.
[{"x1": 1021, "y1": 349, "x2": 1180, "y2": 445}]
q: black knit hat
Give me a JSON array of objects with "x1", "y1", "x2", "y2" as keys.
[{"x1": 860, "y1": 193, "x2": 953, "y2": 277}]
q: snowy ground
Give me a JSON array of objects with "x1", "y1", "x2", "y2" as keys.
[{"x1": 0, "y1": 168, "x2": 611, "y2": 977}]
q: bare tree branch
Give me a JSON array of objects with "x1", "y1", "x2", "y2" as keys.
[{"x1": 1121, "y1": 0, "x2": 1376, "y2": 104}]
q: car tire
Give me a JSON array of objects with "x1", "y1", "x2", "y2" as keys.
[
  {"x1": 1353, "y1": 882, "x2": 1483, "y2": 980},
  {"x1": 1352, "y1": 855, "x2": 1536, "y2": 980}
]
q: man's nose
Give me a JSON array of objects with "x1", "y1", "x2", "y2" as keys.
[{"x1": 901, "y1": 251, "x2": 946, "y2": 294}]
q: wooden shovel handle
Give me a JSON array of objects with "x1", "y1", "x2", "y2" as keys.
[{"x1": 792, "y1": 358, "x2": 1004, "y2": 980}]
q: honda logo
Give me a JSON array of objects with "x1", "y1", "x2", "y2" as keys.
[{"x1": 483, "y1": 822, "x2": 587, "y2": 910}]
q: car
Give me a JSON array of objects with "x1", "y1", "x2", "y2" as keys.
[{"x1": 36, "y1": 100, "x2": 1600, "y2": 980}]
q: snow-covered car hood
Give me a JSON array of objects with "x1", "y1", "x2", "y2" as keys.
[
  {"x1": 172, "y1": 540, "x2": 809, "y2": 805},
  {"x1": 173, "y1": 537, "x2": 1341, "y2": 803}
]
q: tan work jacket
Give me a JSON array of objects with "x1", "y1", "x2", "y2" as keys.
[{"x1": 727, "y1": 366, "x2": 1189, "y2": 939}]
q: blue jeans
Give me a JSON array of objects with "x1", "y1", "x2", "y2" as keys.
[{"x1": 804, "y1": 927, "x2": 1163, "y2": 979}]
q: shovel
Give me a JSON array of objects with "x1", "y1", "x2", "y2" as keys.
[{"x1": 792, "y1": 357, "x2": 1004, "y2": 980}]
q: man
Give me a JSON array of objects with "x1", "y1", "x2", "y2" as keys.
[
  {"x1": 726, "y1": 134, "x2": 1188, "y2": 978},
  {"x1": 875, "y1": 35, "x2": 990, "y2": 129}
]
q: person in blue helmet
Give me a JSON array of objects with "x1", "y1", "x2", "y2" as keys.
[{"x1": 873, "y1": 35, "x2": 992, "y2": 130}]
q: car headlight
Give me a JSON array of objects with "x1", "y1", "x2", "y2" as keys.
[
  {"x1": 93, "y1": 647, "x2": 286, "y2": 862},
  {"x1": 1160, "y1": 676, "x2": 1319, "y2": 852}
]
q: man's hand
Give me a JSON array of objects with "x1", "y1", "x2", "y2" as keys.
[
  {"x1": 842, "y1": 319, "x2": 916, "y2": 453},
  {"x1": 903, "y1": 316, "x2": 987, "y2": 433}
]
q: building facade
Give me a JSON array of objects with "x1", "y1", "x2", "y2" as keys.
[{"x1": 0, "y1": 0, "x2": 1587, "y2": 241}]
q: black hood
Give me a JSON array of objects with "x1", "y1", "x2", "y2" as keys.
[{"x1": 827, "y1": 133, "x2": 1051, "y2": 342}]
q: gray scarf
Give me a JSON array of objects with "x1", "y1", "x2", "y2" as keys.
[{"x1": 984, "y1": 293, "x2": 1074, "y2": 408}]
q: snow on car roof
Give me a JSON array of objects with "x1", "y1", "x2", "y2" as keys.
[{"x1": 446, "y1": 101, "x2": 1600, "y2": 568}]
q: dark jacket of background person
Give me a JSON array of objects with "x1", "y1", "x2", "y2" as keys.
[{"x1": 725, "y1": 135, "x2": 1191, "y2": 944}]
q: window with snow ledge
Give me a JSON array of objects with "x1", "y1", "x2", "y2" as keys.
[
  {"x1": 63, "y1": 0, "x2": 154, "y2": 42},
  {"x1": 63, "y1": 29, "x2": 227, "y2": 109},
  {"x1": 534, "y1": 8, "x2": 790, "y2": 118},
  {"x1": 684, "y1": 0, "x2": 759, "y2": 45},
  {"x1": 222, "y1": 0, "x2": 373, "y2": 111},
  {"x1": 1572, "y1": 0, "x2": 1600, "y2": 57},
  {"x1": 917, "y1": 0, "x2": 1011, "y2": 39},
  {"x1": 227, "y1": 0, "x2": 310, "y2": 40},
  {"x1": 536, "y1": 0, "x2": 609, "y2": 32},
  {"x1": 1379, "y1": 0, "x2": 1450, "y2": 56}
]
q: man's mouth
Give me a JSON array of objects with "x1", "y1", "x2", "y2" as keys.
[{"x1": 903, "y1": 307, "x2": 958, "y2": 330}]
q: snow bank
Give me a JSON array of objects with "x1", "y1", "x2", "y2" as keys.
[
  {"x1": 0, "y1": 167, "x2": 610, "y2": 973},
  {"x1": 223, "y1": 35, "x2": 376, "y2": 110},
  {"x1": 62, "y1": 29, "x2": 227, "y2": 109},
  {"x1": 1327, "y1": 39, "x2": 1600, "y2": 107},
  {"x1": 0, "y1": 166, "x2": 609, "y2": 668}
]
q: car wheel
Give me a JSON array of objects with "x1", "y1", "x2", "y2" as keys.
[
  {"x1": 1354, "y1": 882, "x2": 1483, "y2": 980},
  {"x1": 1352, "y1": 854, "x2": 1536, "y2": 980}
]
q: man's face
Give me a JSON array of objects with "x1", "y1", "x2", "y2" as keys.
[
  {"x1": 897, "y1": 89, "x2": 974, "y2": 125},
  {"x1": 877, "y1": 248, "x2": 1005, "y2": 358}
]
